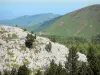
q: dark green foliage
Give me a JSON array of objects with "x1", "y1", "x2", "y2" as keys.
[
  {"x1": 87, "y1": 46, "x2": 100, "y2": 75},
  {"x1": 36, "y1": 70, "x2": 42, "y2": 75},
  {"x1": 1, "y1": 65, "x2": 30, "y2": 75},
  {"x1": 10, "y1": 68, "x2": 17, "y2": 75},
  {"x1": 17, "y1": 64, "x2": 30, "y2": 75},
  {"x1": 24, "y1": 28, "x2": 27, "y2": 31},
  {"x1": 44, "y1": 60, "x2": 58, "y2": 75},
  {"x1": 44, "y1": 60, "x2": 67, "y2": 75},
  {"x1": 77, "y1": 62, "x2": 94, "y2": 75},
  {"x1": 0, "y1": 72, "x2": 1, "y2": 75},
  {"x1": 50, "y1": 35, "x2": 56, "y2": 42},
  {"x1": 34, "y1": 34, "x2": 36, "y2": 39},
  {"x1": 41, "y1": 35, "x2": 88, "y2": 46},
  {"x1": 45, "y1": 42, "x2": 52, "y2": 52},
  {"x1": 77, "y1": 62, "x2": 87, "y2": 75},
  {"x1": 56, "y1": 63, "x2": 67, "y2": 75},
  {"x1": 65, "y1": 46, "x2": 79, "y2": 75},
  {"x1": 3, "y1": 70, "x2": 10, "y2": 75},
  {"x1": 25, "y1": 34, "x2": 35, "y2": 48}
]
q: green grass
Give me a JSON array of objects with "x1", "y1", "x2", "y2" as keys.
[{"x1": 45, "y1": 4, "x2": 100, "y2": 37}]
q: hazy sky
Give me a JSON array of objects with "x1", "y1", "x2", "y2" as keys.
[{"x1": 0, "y1": 0, "x2": 100, "y2": 19}]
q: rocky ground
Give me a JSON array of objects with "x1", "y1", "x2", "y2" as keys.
[{"x1": 0, "y1": 26, "x2": 87, "y2": 72}]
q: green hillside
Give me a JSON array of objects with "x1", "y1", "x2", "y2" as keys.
[
  {"x1": 0, "y1": 13, "x2": 59, "y2": 27},
  {"x1": 30, "y1": 16, "x2": 61, "y2": 32},
  {"x1": 45, "y1": 4, "x2": 100, "y2": 37}
]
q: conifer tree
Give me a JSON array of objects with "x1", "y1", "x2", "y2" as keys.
[
  {"x1": 45, "y1": 60, "x2": 58, "y2": 75},
  {"x1": 87, "y1": 46, "x2": 100, "y2": 75},
  {"x1": 77, "y1": 62, "x2": 94, "y2": 75},
  {"x1": 65, "y1": 46, "x2": 78, "y2": 75}
]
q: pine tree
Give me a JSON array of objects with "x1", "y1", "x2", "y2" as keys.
[
  {"x1": 77, "y1": 62, "x2": 94, "y2": 75},
  {"x1": 87, "y1": 46, "x2": 100, "y2": 75},
  {"x1": 65, "y1": 46, "x2": 78, "y2": 75},
  {"x1": 45, "y1": 60, "x2": 58, "y2": 75},
  {"x1": 56, "y1": 63, "x2": 62, "y2": 75}
]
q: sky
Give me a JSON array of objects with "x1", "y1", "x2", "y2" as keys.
[{"x1": 0, "y1": 0, "x2": 100, "y2": 19}]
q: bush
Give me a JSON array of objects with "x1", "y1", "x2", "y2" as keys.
[
  {"x1": 24, "y1": 28, "x2": 27, "y2": 31},
  {"x1": 3, "y1": 70, "x2": 10, "y2": 75},
  {"x1": 45, "y1": 42, "x2": 52, "y2": 52},
  {"x1": 25, "y1": 34, "x2": 35, "y2": 48},
  {"x1": 10, "y1": 68, "x2": 17, "y2": 75},
  {"x1": 36, "y1": 70, "x2": 42, "y2": 75},
  {"x1": 17, "y1": 65, "x2": 30, "y2": 75},
  {"x1": 51, "y1": 36, "x2": 56, "y2": 42}
]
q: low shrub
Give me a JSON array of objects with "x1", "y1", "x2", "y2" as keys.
[
  {"x1": 45, "y1": 42, "x2": 52, "y2": 52},
  {"x1": 25, "y1": 34, "x2": 36, "y2": 48}
]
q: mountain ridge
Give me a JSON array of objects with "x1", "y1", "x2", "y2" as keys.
[
  {"x1": 0, "y1": 13, "x2": 60, "y2": 27},
  {"x1": 44, "y1": 4, "x2": 100, "y2": 37}
]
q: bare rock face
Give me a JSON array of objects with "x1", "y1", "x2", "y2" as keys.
[{"x1": 0, "y1": 25, "x2": 87, "y2": 71}]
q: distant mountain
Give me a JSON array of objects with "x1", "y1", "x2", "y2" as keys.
[
  {"x1": 0, "y1": 10, "x2": 15, "y2": 20},
  {"x1": 27, "y1": 16, "x2": 62, "y2": 32},
  {"x1": 45, "y1": 4, "x2": 100, "y2": 37},
  {"x1": 0, "y1": 13, "x2": 60, "y2": 27}
]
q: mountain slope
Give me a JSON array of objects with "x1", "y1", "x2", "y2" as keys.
[
  {"x1": 45, "y1": 4, "x2": 100, "y2": 37},
  {"x1": 0, "y1": 13, "x2": 59, "y2": 27},
  {"x1": 0, "y1": 26, "x2": 87, "y2": 72},
  {"x1": 27, "y1": 16, "x2": 61, "y2": 32}
]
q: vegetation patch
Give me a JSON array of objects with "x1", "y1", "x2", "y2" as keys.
[
  {"x1": 7, "y1": 52, "x2": 14, "y2": 56},
  {"x1": 8, "y1": 33, "x2": 18, "y2": 39},
  {"x1": 12, "y1": 64, "x2": 20, "y2": 68},
  {"x1": 23, "y1": 59, "x2": 30, "y2": 65},
  {"x1": 11, "y1": 59, "x2": 16, "y2": 62},
  {"x1": 25, "y1": 34, "x2": 36, "y2": 48},
  {"x1": 45, "y1": 42, "x2": 52, "y2": 52}
]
